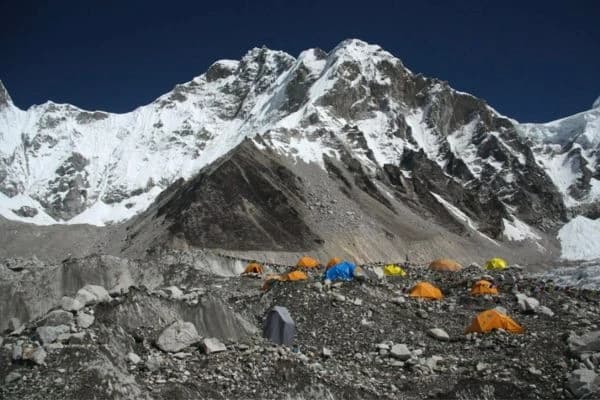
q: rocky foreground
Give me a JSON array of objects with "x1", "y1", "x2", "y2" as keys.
[{"x1": 1, "y1": 260, "x2": 600, "y2": 399}]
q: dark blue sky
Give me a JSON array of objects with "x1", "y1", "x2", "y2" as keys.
[{"x1": 1, "y1": 0, "x2": 599, "y2": 122}]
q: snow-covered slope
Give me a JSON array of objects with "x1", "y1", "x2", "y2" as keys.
[
  {"x1": 519, "y1": 101, "x2": 600, "y2": 208},
  {"x1": 0, "y1": 39, "x2": 591, "y2": 259}
]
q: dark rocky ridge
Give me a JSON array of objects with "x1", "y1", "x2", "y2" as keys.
[{"x1": 152, "y1": 139, "x2": 322, "y2": 252}]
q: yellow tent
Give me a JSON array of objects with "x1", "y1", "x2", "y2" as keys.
[
  {"x1": 383, "y1": 264, "x2": 406, "y2": 277},
  {"x1": 296, "y1": 256, "x2": 320, "y2": 269},
  {"x1": 429, "y1": 258, "x2": 462, "y2": 272},
  {"x1": 409, "y1": 281, "x2": 443, "y2": 300},
  {"x1": 326, "y1": 257, "x2": 342, "y2": 269},
  {"x1": 470, "y1": 280, "x2": 499, "y2": 296},
  {"x1": 242, "y1": 262, "x2": 264, "y2": 275},
  {"x1": 465, "y1": 309, "x2": 524, "y2": 334},
  {"x1": 484, "y1": 258, "x2": 508, "y2": 270}
]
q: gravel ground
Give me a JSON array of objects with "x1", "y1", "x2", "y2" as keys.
[{"x1": 1, "y1": 262, "x2": 599, "y2": 399}]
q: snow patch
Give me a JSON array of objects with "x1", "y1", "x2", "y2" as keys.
[
  {"x1": 0, "y1": 193, "x2": 57, "y2": 225},
  {"x1": 67, "y1": 186, "x2": 163, "y2": 226},
  {"x1": 503, "y1": 217, "x2": 541, "y2": 241},
  {"x1": 558, "y1": 216, "x2": 600, "y2": 261},
  {"x1": 431, "y1": 192, "x2": 498, "y2": 244}
]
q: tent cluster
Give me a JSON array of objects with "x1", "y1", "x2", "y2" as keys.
[{"x1": 259, "y1": 256, "x2": 521, "y2": 346}]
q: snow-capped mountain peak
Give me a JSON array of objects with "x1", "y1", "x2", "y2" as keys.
[
  {"x1": 0, "y1": 80, "x2": 13, "y2": 109},
  {"x1": 593, "y1": 95, "x2": 600, "y2": 109},
  {"x1": 0, "y1": 39, "x2": 592, "y2": 260}
]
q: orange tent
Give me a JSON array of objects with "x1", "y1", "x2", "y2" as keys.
[
  {"x1": 261, "y1": 270, "x2": 307, "y2": 291},
  {"x1": 282, "y1": 270, "x2": 308, "y2": 281},
  {"x1": 409, "y1": 281, "x2": 443, "y2": 300},
  {"x1": 465, "y1": 309, "x2": 524, "y2": 334},
  {"x1": 296, "y1": 256, "x2": 320, "y2": 269},
  {"x1": 429, "y1": 258, "x2": 462, "y2": 272},
  {"x1": 326, "y1": 257, "x2": 342, "y2": 269},
  {"x1": 470, "y1": 280, "x2": 498, "y2": 296},
  {"x1": 242, "y1": 262, "x2": 264, "y2": 275}
]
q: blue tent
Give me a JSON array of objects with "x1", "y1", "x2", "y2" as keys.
[{"x1": 324, "y1": 261, "x2": 356, "y2": 281}]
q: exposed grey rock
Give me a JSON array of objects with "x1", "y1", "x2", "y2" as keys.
[
  {"x1": 365, "y1": 266, "x2": 384, "y2": 281},
  {"x1": 36, "y1": 324, "x2": 70, "y2": 345},
  {"x1": 163, "y1": 286, "x2": 183, "y2": 300},
  {"x1": 516, "y1": 293, "x2": 540, "y2": 313},
  {"x1": 156, "y1": 321, "x2": 200, "y2": 352},
  {"x1": 332, "y1": 293, "x2": 346, "y2": 302},
  {"x1": 127, "y1": 352, "x2": 141, "y2": 364},
  {"x1": 61, "y1": 296, "x2": 84, "y2": 312},
  {"x1": 76, "y1": 312, "x2": 95, "y2": 328},
  {"x1": 12, "y1": 206, "x2": 38, "y2": 218},
  {"x1": 202, "y1": 337, "x2": 227, "y2": 354},
  {"x1": 494, "y1": 306, "x2": 508, "y2": 315},
  {"x1": 569, "y1": 331, "x2": 600, "y2": 356},
  {"x1": 428, "y1": 328, "x2": 450, "y2": 341},
  {"x1": 145, "y1": 355, "x2": 163, "y2": 371},
  {"x1": 5, "y1": 371, "x2": 21, "y2": 384},
  {"x1": 476, "y1": 362, "x2": 490, "y2": 372},
  {"x1": 41, "y1": 309, "x2": 73, "y2": 326},
  {"x1": 30, "y1": 347, "x2": 47, "y2": 365},
  {"x1": 75, "y1": 284, "x2": 110, "y2": 305},
  {"x1": 390, "y1": 344, "x2": 411, "y2": 361},
  {"x1": 8, "y1": 317, "x2": 22, "y2": 332},
  {"x1": 12, "y1": 341, "x2": 22, "y2": 360},
  {"x1": 422, "y1": 355, "x2": 443, "y2": 371},
  {"x1": 322, "y1": 347, "x2": 333, "y2": 358},
  {"x1": 568, "y1": 369, "x2": 600, "y2": 398},
  {"x1": 537, "y1": 305, "x2": 555, "y2": 317}
]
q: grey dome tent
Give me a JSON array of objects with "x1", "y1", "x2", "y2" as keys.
[{"x1": 263, "y1": 306, "x2": 295, "y2": 346}]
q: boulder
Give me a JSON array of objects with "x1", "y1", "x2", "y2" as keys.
[
  {"x1": 76, "y1": 312, "x2": 95, "y2": 329},
  {"x1": 568, "y1": 331, "x2": 600, "y2": 356},
  {"x1": 145, "y1": 355, "x2": 163, "y2": 371},
  {"x1": 41, "y1": 310, "x2": 73, "y2": 326},
  {"x1": 12, "y1": 341, "x2": 23, "y2": 360},
  {"x1": 156, "y1": 321, "x2": 200, "y2": 352},
  {"x1": 322, "y1": 347, "x2": 333, "y2": 358},
  {"x1": 537, "y1": 305, "x2": 555, "y2": 317},
  {"x1": 8, "y1": 317, "x2": 22, "y2": 332},
  {"x1": 390, "y1": 344, "x2": 411, "y2": 361},
  {"x1": 61, "y1": 296, "x2": 84, "y2": 312},
  {"x1": 202, "y1": 337, "x2": 227, "y2": 354},
  {"x1": 428, "y1": 328, "x2": 450, "y2": 341},
  {"x1": 127, "y1": 352, "x2": 141, "y2": 364},
  {"x1": 422, "y1": 355, "x2": 443, "y2": 370},
  {"x1": 516, "y1": 293, "x2": 539, "y2": 313},
  {"x1": 494, "y1": 306, "x2": 508, "y2": 315},
  {"x1": 365, "y1": 266, "x2": 384, "y2": 281},
  {"x1": 30, "y1": 347, "x2": 47, "y2": 365},
  {"x1": 36, "y1": 325, "x2": 70, "y2": 345},
  {"x1": 75, "y1": 285, "x2": 110, "y2": 306},
  {"x1": 163, "y1": 286, "x2": 184, "y2": 300},
  {"x1": 5, "y1": 371, "x2": 21, "y2": 384},
  {"x1": 568, "y1": 369, "x2": 600, "y2": 398}
]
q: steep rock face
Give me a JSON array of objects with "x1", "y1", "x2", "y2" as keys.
[
  {"x1": 152, "y1": 140, "x2": 321, "y2": 251},
  {"x1": 0, "y1": 39, "x2": 585, "y2": 247}
]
